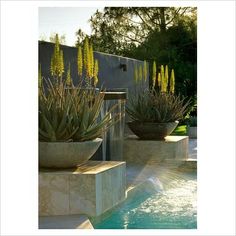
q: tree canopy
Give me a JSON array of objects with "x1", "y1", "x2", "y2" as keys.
[{"x1": 75, "y1": 7, "x2": 197, "y2": 98}]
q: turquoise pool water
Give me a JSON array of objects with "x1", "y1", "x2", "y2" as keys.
[{"x1": 92, "y1": 172, "x2": 197, "y2": 229}]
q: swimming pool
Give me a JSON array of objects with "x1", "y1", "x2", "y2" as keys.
[{"x1": 91, "y1": 171, "x2": 197, "y2": 229}]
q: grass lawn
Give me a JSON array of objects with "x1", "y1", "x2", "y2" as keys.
[{"x1": 171, "y1": 125, "x2": 187, "y2": 136}]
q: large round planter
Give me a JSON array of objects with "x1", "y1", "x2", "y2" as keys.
[
  {"x1": 127, "y1": 121, "x2": 179, "y2": 140},
  {"x1": 39, "y1": 138, "x2": 102, "y2": 168}
]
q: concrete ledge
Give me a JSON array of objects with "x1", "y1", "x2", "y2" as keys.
[
  {"x1": 39, "y1": 161, "x2": 126, "y2": 217},
  {"x1": 124, "y1": 135, "x2": 189, "y2": 164},
  {"x1": 39, "y1": 214, "x2": 94, "y2": 229}
]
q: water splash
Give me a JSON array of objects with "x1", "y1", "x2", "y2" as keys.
[{"x1": 147, "y1": 177, "x2": 164, "y2": 193}]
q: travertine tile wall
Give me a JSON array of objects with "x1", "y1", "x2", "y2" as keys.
[
  {"x1": 124, "y1": 135, "x2": 188, "y2": 164},
  {"x1": 39, "y1": 161, "x2": 126, "y2": 217}
]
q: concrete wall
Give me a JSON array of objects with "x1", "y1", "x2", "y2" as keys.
[{"x1": 38, "y1": 41, "x2": 149, "y2": 93}]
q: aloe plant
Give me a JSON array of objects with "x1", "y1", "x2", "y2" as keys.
[
  {"x1": 39, "y1": 79, "x2": 120, "y2": 142},
  {"x1": 127, "y1": 89, "x2": 190, "y2": 123}
]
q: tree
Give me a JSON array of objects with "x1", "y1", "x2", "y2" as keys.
[
  {"x1": 75, "y1": 29, "x2": 86, "y2": 47},
  {"x1": 82, "y1": 7, "x2": 197, "y2": 98},
  {"x1": 88, "y1": 7, "x2": 195, "y2": 54}
]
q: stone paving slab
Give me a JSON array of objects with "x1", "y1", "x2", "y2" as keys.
[{"x1": 39, "y1": 214, "x2": 93, "y2": 229}]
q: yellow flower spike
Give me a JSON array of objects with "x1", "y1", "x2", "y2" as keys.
[
  {"x1": 93, "y1": 59, "x2": 99, "y2": 86},
  {"x1": 83, "y1": 37, "x2": 90, "y2": 79},
  {"x1": 59, "y1": 51, "x2": 64, "y2": 76},
  {"x1": 160, "y1": 65, "x2": 166, "y2": 92},
  {"x1": 139, "y1": 64, "x2": 143, "y2": 82},
  {"x1": 134, "y1": 64, "x2": 138, "y2": 84},
  {"x1": 77, "y1": 46, "x2": 83, "y2": 77},
  {"x1": 165, "y1": 65, "x2": 169, "y2": 92},
  {"x1": 143, "y1": 60, "x2": 147, "y2": 82},
  {"x1": 158, "y1": 72, "x2": 161, "y2": 87},
  {"x1": 66, "y1": 63, "x2": 72, "y2": 87},
  {"x1": 50, "y1": 34, "x2": 64, "y2": 78},
  {"x1": 38, "y1": 64, "x2": 42, "y2": 88},
  {"x1": 170, "y1": 69, "x2": 175, "y2": 94},
  {"x1": 89, "y1": 44, "x2": 94, "y2": 78},
  {"x1": 152, "y1": 61, "x2": 156, "y2": 88}
]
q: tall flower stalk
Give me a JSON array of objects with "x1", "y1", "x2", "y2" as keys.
[
  {"x1": 50, "y1": 34, "x2": 64, "y2": 81},
  {"x1": 152, "y1": 61, "x2": 157, "y2": 88},
  {"x1": 77, "y1": 46, "x2": 83, "y2": 77},
  {"x1": 93, "y1": 59, "x2": 99, "y2": 86},
  {"x1": 170, "y1": 69, "x2": 175, "y2": 94}
]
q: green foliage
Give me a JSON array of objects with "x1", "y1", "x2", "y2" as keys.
[
  {"x1": 187, "y1": 116, "x2": 197, "y2": 127},
  {"x1": 50, "y1": 34, "x2": 64, "y2": 78},
  {"x1": 171, "y1": 125, "x2": 187, "y2": 135},
  {"x1": 126, "y1": 89, "x2": 191, "y2": 123},
  {"x1": 81, "y1": 7, "x2": 197, "y2": 99},
  {"x1": 39, "y1": 79, "x2": 120, "y2": 142}
]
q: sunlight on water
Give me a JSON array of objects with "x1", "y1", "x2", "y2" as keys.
[{"x1": 93, "y1": 172, "x2": 197, "y2": 229}]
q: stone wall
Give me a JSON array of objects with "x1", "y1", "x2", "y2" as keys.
[{"x1": 39, "y1": 161, "x2": 126, "y2": 217}]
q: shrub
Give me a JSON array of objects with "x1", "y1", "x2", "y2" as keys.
[{"x1": 187, "y1": 116, "x2": 197, "y2": 127}]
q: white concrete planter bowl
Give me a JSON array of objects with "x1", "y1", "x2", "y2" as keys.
[
  {"x1": 188, "y1": 127, "x2": 197, "y2": 139},
  {"x1": 39, "y1": 138, "x2": 102, "y2": 168}
]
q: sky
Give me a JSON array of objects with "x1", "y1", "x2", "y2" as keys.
[{"x1": 38, "y1": 7, "x2": 104, "y2": 46}]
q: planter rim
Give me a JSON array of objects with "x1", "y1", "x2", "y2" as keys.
[
  {"x1": 39, "y1": 137, "x2": 102, "y2": 144},
  {"x1": 127, "y1": 121, "x2": 179, "y2": 125}
]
